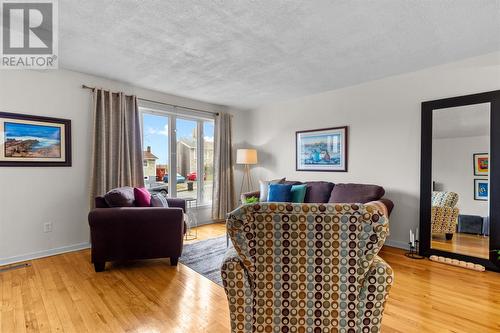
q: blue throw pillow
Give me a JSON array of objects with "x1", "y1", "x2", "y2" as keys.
[
  {"x1": 290, "y1": 184, "x2": 307, "y2": 203},
  {"x1": 267, "y1": 184, "x2": 293, "y2": 202}
]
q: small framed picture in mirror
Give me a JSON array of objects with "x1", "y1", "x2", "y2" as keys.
[
  {"x1": 473, "y1": 153, "x2": 489, "y2": 176},
  {"x1": 474, "y1": 179, "x2": 488, "y2": 201}
]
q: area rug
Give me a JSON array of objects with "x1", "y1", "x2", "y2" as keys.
[{"x1": 180, "y1": 235, "x2": 227, "y2": 286}]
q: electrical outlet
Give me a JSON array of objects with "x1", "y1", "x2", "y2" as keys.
[{"x1": 43, "y1": 222, "x2": 53, "y2": 233}]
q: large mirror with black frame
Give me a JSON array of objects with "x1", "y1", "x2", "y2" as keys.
[{"x1": 420, "y1": 90, "x2": 500, "y2": 271}]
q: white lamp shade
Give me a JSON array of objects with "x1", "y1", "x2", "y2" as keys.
[{"x1": 236, "y1": 149, "x2": 258, "y2": 165}]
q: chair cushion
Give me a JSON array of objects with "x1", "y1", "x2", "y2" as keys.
[
  {"x1": 268, "y1": 184, "x2": 293, "y2": 202},
  {"x1": 291, "y1": 184, "x2": 307, "y2": 203},
  {"x1": 104, "y1": 187, "x2": 135, "y2": 207},
  {"x1": 151, "y1": 194, "x2": 170, "y2": 207},
  {"x1": 328, "y1": 183, "x2": 385, "y2": 203},
  {"x1": 303, "y1": 181, "x2": 335, "y2": 203},
  {"x1": 134, "y1": 187, "x2": 152, "y2": 207},
  {"x1": 259, "y1": 178, "x2": 286, "y2": 202}
]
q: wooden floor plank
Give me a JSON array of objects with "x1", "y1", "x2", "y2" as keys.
[
  {"x1": 0, "y1": 223, "x2": 499, "y2": 333},
  {"x1": 432, "y1": 232, "x2": 489, "y2": 259}
]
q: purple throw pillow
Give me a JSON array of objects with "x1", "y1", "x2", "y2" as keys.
[
  {"x1": 104, "y1": 187, "x2": 136, "y2": 207},
  {"x1": 303, "y1": 181, "x2": 335, "y2": 203},
  {"x1": 134, "y1": 187, "x2": 152, "y2": 207}
]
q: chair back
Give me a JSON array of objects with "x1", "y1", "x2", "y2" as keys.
[
  {"x1": 432, "y1": 191, "x2": 459, "y2": 207},
  {"x1": 226, "y1": 202, "x2": 389, "y2": 330}
]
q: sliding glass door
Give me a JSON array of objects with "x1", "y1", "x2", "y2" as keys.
[
  {"x1": 176, "y1": 118, "x2": 198, "y2": 200},
  {"x1": 142, "y1": 113, "x2": 169, "y2": 196},
  {"x1": 141, "y1": 108, "x2": 214, "y2": 206}
]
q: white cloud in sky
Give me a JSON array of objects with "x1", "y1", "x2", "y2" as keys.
[
  {"x1": 147, "y1": 124, "x2": 169, "y2": 137},
  {"x1": 146, "y1": 124, "x2": 212, "y2": 142}
]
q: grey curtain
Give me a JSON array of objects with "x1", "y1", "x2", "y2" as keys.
[
  {"x1": 90, "y1": 89, "x2": 144, "y2": 206},
  {"x1": 212, "y1": 112, "x2": 235, "y2": 220}
]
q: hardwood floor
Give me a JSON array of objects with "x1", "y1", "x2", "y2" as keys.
[
  {"x1": 432, "y1": 232, "x2": 489, "y2": 259},
  {"x1": 1, "y1": 223, "x2": 499, "y2": 333},
  {"x1": 184, "y1": 222, "x2": 226, "y2": 245},
  {"x1": 379, "y1": 246, "x2": 500, "y2": 333}
]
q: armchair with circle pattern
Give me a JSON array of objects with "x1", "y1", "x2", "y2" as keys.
[
  {"x1": 431, "y1": 191, "x2": 459, "y2": 240},
  {"x1": 221, "y1": 202, "x2": 393, "y2": 333}
]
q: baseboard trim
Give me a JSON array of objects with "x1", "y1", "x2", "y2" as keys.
[
  {"x1": 0, "y1": 242, "x2": 91, "y2": 266},
  {"x1": 384, "y1": 239, "x2": 410, "y2": 250},
  {"x1": 0, "y1": 238, "x2": 410, "y2": 266}
]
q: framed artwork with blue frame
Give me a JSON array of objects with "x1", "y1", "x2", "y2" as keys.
[
  {"x1": 474, "y1": 179, "x2": 488, "y2": 201},
  {"x1": 296, "y1": 126, "x2": 348, "y2": 172},
  {"x1": 0, "y1": 112, "x2": 71, "y2": 167}
]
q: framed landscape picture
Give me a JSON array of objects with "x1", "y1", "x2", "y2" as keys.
[
  {"x1": 296, "y1": 126, "x2": 348, "y2": 172},
  {"x1": 0, "y1": 112, "x2": 71, "y2": 166},
  {"x1": 473, "y1": 153, "x2": 488, "y2": 176},
  {"x1": 474, "y1": 179, "x2": 488, "y2": 201}
]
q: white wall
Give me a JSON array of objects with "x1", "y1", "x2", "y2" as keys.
[
  {"x1": 0, "y1": 69, "x2": 228, "y2": 265},
  {"x1": 238, "y1": 52, "x2": 500, "y2": 249},
  {"x1": 231, "y1": 112, "x2": 256, "y2": 202},
  {"x1": 433, "y1": 135, "x2": 489, "y2": 217}
]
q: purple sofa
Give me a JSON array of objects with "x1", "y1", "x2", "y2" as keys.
[
  {"x1": 88, "y1": 194, "x2": 186, "y2": 272},
  {"x1": 242, "y1": 181, "x2": 394, "y2": 215}
]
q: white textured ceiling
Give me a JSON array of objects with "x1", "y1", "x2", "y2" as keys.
[{"x1": 60, "y1": 1, "x2": 500, "y2": 109}]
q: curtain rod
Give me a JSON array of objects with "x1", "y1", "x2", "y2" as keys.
[{"x1": 81, "y1": 84, "x2": 220, "y2": 116}]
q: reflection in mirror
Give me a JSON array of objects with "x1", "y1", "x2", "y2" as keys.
[{"x1": 431, "y1": 103, "x2": 490, "y2": 259}]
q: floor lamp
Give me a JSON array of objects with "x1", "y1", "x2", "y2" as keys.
[{"x1": 236, "y1": 149, "x2": 258, "y2": 196}]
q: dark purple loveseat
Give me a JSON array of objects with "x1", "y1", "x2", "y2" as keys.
[
  {"x1": 88, "y1": 195, "x2": 186, "y2": 272},
  {"x1": 242, "y1": 181, "x2": 394, "y2": 215}
]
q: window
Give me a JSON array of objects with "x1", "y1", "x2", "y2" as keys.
[
  {"x1": 140, "y1": 103, "x2": 214, "y2": 205},
  {"x1": 142, "y1": 113, "x2": 169, "y2": 194},
  {"x1": 176, "y1": 118, "x2": 198, "y2": 200}
]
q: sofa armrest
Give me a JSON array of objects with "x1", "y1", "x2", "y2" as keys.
[
  {"x1": 365, "y1": 200, "x2": 392, "y2": 218},
  {"x1": 378, "y1": 198, "x2": 394, "y2": 215},
  {"x1": 166, "y1": 198, "x2": 186, "y2": 212},
  {"x1": 240, "y1": 190, "x2": 260, "y2": 203},
  {"x1": 88, "y1": 207, "x2": 184, "y2": 228},
  {"x1": 221, "y1": 247, "x2": 253, "y2": 333},
  {"x1": 356, "y1": 255, "x2": 394, "y2": 331}
]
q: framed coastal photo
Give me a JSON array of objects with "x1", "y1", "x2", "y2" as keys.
[
  {"x1": 473, "y1": 153, "x2": 488, "y2": 176},
  {"x1": 0, "y1": 112, "x2": 71, "y2": 167},
  {"x1": 474, "y1": 179, "x2": 488, "y2": 201},
  {"x1": 296, "y1": 126, "x2": 348, "y2": 172}
]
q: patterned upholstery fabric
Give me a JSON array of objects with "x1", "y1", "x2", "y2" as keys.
[
  {"x1": 222, "y1": 203, "x2": 393, "y2": 333},
  {"x1": 432, "y1": 191, "x2": 459, "y2": 208},
  {"x1": 431, "y1": 191, "x2": 459, "y2": 234}
]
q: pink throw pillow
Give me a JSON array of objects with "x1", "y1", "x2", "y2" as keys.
[{"x1": 134, "y1": 187, "x2": 151, "y2": 207}]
